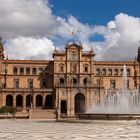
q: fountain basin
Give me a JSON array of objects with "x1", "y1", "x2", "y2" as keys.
[{"x1": 76, "y1": 113, "x2": 140, "y2": 120}]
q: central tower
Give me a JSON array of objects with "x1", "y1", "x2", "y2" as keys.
[{"x1": 53, "y1": 42, "x2": 100, "y2": 117}]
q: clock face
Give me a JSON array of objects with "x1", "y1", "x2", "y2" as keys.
[{"x1": 70, "y1": 53, "x2": 78, "y2": 61}]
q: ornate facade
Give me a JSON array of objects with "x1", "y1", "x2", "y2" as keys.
[{"x1": 0, "y1": 38, "x2": 139, "y2": 118}]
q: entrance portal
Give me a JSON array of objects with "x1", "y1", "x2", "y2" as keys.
[
  {"x1": 61, "y1": 100, "x2": 67, "y2": 113},
  {"x1": 16, "y1": 95, "x2": 23, "y2": 108},
  {"x1": 36, "y1": 95, "x2": 42, "y2": 108},
  {"x1": 75, "y1": 93, "x2": 85, "y2": 113},
  {"x1": 45, "y1": 95, "x2": 53, "y2": 109},
  {"x1": 26, "y1": 95, "x2": 33, "y2": 107}
]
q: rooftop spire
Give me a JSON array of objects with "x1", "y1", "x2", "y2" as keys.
[{"x1": 137, "y1": 41, "x2": 140, "y2": 62}]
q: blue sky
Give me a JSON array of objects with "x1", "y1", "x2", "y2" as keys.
[
  {"x1": 1, "y1": 0, "x2": 140, "y2": 60},
  {"x1": 49, "y1": 0, "x2": 140, "y2": 25}
]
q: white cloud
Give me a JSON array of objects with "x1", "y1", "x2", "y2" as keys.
[
  {"x1": 0, "y1": 0, "x2": 140, "y2": 61},
  {"x1": 0, "y1": 0, "x2": 56, "y2": 39},
  {"x1": 101, "y1": 13, "x2": 140, "y2": 60},
  {"x1": 5, "y1": 37, "x2": 55, "y2": 60}
]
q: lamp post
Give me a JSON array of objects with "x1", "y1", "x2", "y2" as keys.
[
  {"x1": 4, "y1": 60, "x2": 7, "y2": 88},
  {"x1": 137, "y1": 46, "x2": 140, "y2": 92},
  {"x1": 29, "y1": 85, "x2": 34, "y2": 119},
  {"x1": 99, "y1": 70, "x2": 103, "y2": 106}
]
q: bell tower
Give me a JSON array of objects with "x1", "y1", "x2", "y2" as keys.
[{"x1": 0, "y1": 37, "x2": 4, "y2": 60}]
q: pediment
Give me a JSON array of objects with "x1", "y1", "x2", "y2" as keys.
[{"x1": 65, "y1": 42, "x2": 83, "y2": 50}]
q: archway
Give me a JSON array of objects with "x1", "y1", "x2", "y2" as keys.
[
  {"x1": 36, "y1": 95, "x2": 42, "y2": 108},
  {"x1": 45, "y1": 95, "x2": 53, "y2": 109},
  {"x1": 16, "y1": 94, "x2": 23, "y2": 108},
  {"x1": 61, "y1": 100, "x2": 67, "y2": 113},
  {"x1": 75, "y1": 93, "x2": 85, "y2": 113},
  {"x1": 6, "y1": 94, "x2": 13, "y2": 106},
  {"x1": 26, "y1": 95, "x2": 33, "y2": 107}
]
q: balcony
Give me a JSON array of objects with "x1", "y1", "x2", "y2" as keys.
[
  {"x1": 0, "y1": 88, "x2": 53, "y2": 92},
  {"x1": 55, "y1": 82, "x2": 100, "y2": 88}
]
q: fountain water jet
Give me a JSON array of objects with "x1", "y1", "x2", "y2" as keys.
[{"x1": 86, "y1": 65, "x2": 140, "y2": 114}]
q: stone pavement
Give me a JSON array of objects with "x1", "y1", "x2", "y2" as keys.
[{"x1": 0, "y1": 120, "x2": 140, "y2": 140}]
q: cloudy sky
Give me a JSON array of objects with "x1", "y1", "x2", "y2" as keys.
[{"x1": 1, "y1": 0, "x2": 140, "y2": 60}]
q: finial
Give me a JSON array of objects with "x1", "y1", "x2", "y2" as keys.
[
  {"x1": 71, "y1": 28, "x2": 75, "y2": 43},
  {"x1": 6, "y1": 54, "x2": 8, "y2": 60},
  {"x1": 0, "y1": 36, "x2": 2, "y2": 44}
]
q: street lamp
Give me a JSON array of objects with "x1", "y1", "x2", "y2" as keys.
[
  {"x1": 29, "y1": 85, "x2": 34, "y2": 119},
  {"x1": 4, "y1": 60, "x2": 7, "y2": 88},
  {"x1": 99, "y1": 70, "x2": 103, "y2": 106},
  {"x1": 137, "y1": 46, "x2": 140, "y2": 91}
]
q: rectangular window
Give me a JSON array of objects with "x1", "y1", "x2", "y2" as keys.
[
  {"x1": 42, "y1": 78, "x2": 47, "y2": 88},
  {"x1": 110, "y1": 80, "x2": 116, "y2": 89},
  {"x1": 14, "y1": 79, "x2": 19, "y2": 89},
  {"x1": 28, "y1": 79, "x2": 33, "y2": 89},
  {"x1": 85, "y1": 67, "x2": 88, "y2": 72},
  {"x1": 72, "y1": 64, "x2": 77, "y2": 73},
  {"x1": 60, "y1": 66, "x2": 64, "y2": 72}
]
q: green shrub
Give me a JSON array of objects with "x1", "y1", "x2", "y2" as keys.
[{"x1": 0, "y1": 106, "x2": 16, "y2": 114}]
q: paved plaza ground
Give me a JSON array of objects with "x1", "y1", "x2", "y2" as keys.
[{"x1": 0, "y1": 119, "x2": 140, "y2": 140}]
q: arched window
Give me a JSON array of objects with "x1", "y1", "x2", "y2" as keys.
[
  {"x1": 96, "y1": 68, "x2": 100, "y2": 75},
  {"x1": 72, "y1": 64, "x2": 77, "y2": 73},
  {"x1": 70, "y1": 53, "x2": 78, "y2": 61},
  {"x1": 13, "y1": 67, "x2": 18, "y2": 75},
  {"x1": 20, "y1": 67, "x2": 24, "y2": 75},
  {"x1": 32, "y1": 68, "x2": 37, "y2": 75},
  {"x1": 108, "y1": 69, "x2": 112, "y2": 76},
  {"x1": 120, "y1": 69, "x2": 123, "y2": 75},
  {"x1": 102, "y1": 69, "x2": 106, "y2": 75},
  {"x1": 84, "y1": 64, "x2": 88, "y2": 73},
  {"x1": 60, "y1": 64, "x2": 64, "y2": 72},
  {"x1": 127, "y1": 69, "x2": 130, "y2": 76},
  {"x1": 38, "y1": 67, "x2": 43, "y2": 74},
  {"x1": 26, "y1": 68, "x2": 30, "y2": 75},
  {"x1": 114, "y1": 69, "x2": 118, "y2": 76},
  {"x1": 60, "y1": 78, "x2": 65, "y2": 85},
  {"x1": 83, "y1": 78, "x2": 88, "y2": 86},
  {"x1": 110, "y1": 80, "x2": 116, "y2": 89},
  {"x1": 73, "y1": 78, "x2": 77, "y2": 86}
]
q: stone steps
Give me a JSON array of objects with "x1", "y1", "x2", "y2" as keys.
[{"x1": 30, "y1": 109, "x2": 56, "y2": 119}]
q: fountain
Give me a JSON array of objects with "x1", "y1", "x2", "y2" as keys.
[{"x1": 78, "y1": 65, "x2": 140, "y2": 119}]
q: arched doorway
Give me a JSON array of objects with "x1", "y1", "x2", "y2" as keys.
[
  {"x1": 6, "y1": 94, "x2": 13, "y2": 106},
  {"x1": 45, "y1": 95, "x2": 53, "y2": 109},
  {"x1": 36, "y1": 95, "x2": 42, "y2": 108},
  {"x1": 75, "y1": 93, "x2": 85, "y2": 113},
  {"x1": 26, "y1": 95, "x2": 33, "y2": 107},
  {"x1": 16, "y1": 94, "x2": 23, "y2": 108}
]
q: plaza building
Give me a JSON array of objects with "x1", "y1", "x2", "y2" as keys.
[{"x1": 0, "y1": 38, "x2": 139, "y2": 118}]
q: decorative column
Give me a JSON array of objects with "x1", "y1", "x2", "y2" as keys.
[
  {"x1": 86, "y1": 89, "x2": 90, "y2": 111},
  {"x1": 43, "y1": 94, "x2": 46, "y2": 109},
  {"x1": 13, "y1": 94, "x2": 16, "y2": 108},
  {"x1": 67, "y1": 89, "x2": 70, "y2": 117},
  {"x1": 70, "y1": 88, "x2": 75, "y2": 117},
  {"x1": 22, "y1": 94, "x2": 26, "y2": 112},
  {"x1": 2, "y1": 91, "x2": 6, "y2": 106},
  {"x1": 33, "y1": 95, "x2": 36, "y2": 109}
]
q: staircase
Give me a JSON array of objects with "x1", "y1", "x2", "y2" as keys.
[{"x1": 30, "y1": 109, "x2": 56, "y2": 119}]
